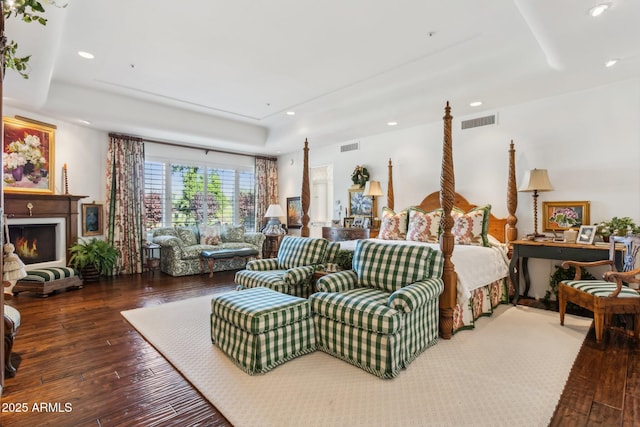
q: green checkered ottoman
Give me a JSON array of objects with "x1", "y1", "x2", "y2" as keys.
[{"x1": 210, "y1": 287, "x2": 316, "y2": 375}]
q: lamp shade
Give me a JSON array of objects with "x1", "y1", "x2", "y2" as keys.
[
  {"x1": 363, "y1": 180, "x2": 383, "y2": 197},
  {"x1": 264, "y1": 204, "x2": 285, "y2": 218},
  {"x1": 518, "y1": 169, "x2": 553, "y2": 192}
]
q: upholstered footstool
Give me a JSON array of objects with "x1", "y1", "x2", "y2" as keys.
[
  {"x1": 210, "y1": 287, "x2": 315, "y2": 375},
  {"x1": 13, "y1": 267, "x2": 82, "y2": 297}
]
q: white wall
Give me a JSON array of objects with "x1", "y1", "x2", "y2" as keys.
[{"x1": 277, "y1": 78, "x2": 640, "y2": 298}]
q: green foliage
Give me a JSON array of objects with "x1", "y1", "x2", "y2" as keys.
[
  {"x1": 544, "y1": 264, "x2": 596, "y2": 302},
  {"x1": 2, "y1": 0, "x2": 66, "y2": 79},
  {"x1": 595, "y1": 217, "x2": 639, "y2": 237},
  {"x1": 171, "y1": 166, "x2": 229, "y2": 225},
  {"x1": 68, "y1": 238, "x2": 119, "y2": 276},
  {"x1": 334, "y1": 249, "x2": 353, "y2": 271}
]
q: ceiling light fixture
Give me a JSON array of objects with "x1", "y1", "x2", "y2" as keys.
[
  {"x1": 470, "y1": 101, "x2": 483, "y2": 107},
  {"x1": 78, "y1": 51, "x2": 95, "y2": 59},
  {"x1": 387, "y1": 121, "x2": 398, "y2": 126},
  {"x1": 588, "y1": 3, "x2": 610, "y2": 17},
  {"x1": 286, "y1": 111, "x2": 295, "y2": 116},
  {"x1": 605, "y1": 59, "x2": 618, "y2": 67}
]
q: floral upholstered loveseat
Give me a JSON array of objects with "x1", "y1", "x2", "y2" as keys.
[{"x1": 152, "y1": 224, "x2": 265, "y2": 277}]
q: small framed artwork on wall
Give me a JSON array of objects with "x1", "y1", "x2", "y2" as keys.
[
  {"x1": 286, "y1": 197, "x2": 302, "y2": 229},
  {"x1": 542, "y1": 201, "x2": 590, "y2": 231},
  {"x1": 82, "y1": 203, "x2": 104, "y2": 236}
]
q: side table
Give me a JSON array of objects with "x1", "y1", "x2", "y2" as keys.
[
  {"x1": 263, "y1": 234, "x2": 284, "y2": 258},
  {"x1": 142, "y1": 242, "x2": 161, "y2": 276}
]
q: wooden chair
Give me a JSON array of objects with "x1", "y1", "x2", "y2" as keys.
[{"x1": 559, "y1": 236, "x2": 640, "y2": 345}]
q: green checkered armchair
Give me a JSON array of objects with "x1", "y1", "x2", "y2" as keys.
[
  {"x1": 235, "y1": 236, "x2": 338, "y2": 298},
  {"x1": 309, "y1": 239, "x2": 444, "y2": 379}
]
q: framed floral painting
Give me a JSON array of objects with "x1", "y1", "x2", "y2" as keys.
[
  {"x1": 348, "y1": 189, "x2": 376, "y2": 217},
  {"x1": 3, "y1": 116, "x2": 55, "y2": 194},
  {"x1": 542, "y1": 201, "x2": 590, "y2": 231}
]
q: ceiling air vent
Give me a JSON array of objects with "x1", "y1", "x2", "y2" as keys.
[
  {"x1": 461, "y1": 114, "x2": 496, "y2": 130},
  {"x1": 340, "y1": 142, "x2": 360, "y2": 152}
]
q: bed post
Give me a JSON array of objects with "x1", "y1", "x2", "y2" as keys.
[
  {"x1": 439, "y1": 102, "x2": 456, "y2": 340},
  {"x1": 387, "y1": 158, "x2": 394, "y2": 210},
  {"x1": 506, "y1": 140, "x2": 518, "y2": 242},
  {"x1": 301, "y1": 139, "x2": 310, "y2": 237}
]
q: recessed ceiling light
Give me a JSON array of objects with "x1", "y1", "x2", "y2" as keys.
[
  {"x1": 605, "y1": 59, "x2": 618, "y2": 67},
  {"x1": 387, "y1": 121, "x2": 398, "y2": 126},
  {"x1": 470, "y1": 101, "x2": 483, "y2": 107},
  {"x1": 589, "y1": 3, "x2": 610, "y2": 17},
  {"x1": 78, "y1": 51, "x2": 94, "y2": 59},
  {"x1": 286, "y1": 111, "x2": 295, "y2": 116}
]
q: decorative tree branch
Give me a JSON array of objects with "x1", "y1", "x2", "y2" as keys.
[{"x1": 1, "y1": 0, "x2": 66, "y2": 79}]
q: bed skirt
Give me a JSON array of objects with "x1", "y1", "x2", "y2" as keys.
[{"x1": 452, "y1": 276, "x2": 514, "y2": 334}]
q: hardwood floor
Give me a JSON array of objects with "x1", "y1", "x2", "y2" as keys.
[{"x1": 1, "y1": 273, "x2": 638, "y2": 426}]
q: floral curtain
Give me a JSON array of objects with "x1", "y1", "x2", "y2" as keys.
[
  {"x1": 106, "y1": 134, "x2": 145, "y2": 274},
  {"x1": 255, "y1": 157, "x2": 278, "y2": 229}
]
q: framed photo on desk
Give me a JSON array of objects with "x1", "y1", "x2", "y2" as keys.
[{"x1": 576, "y1": 225, "x2": 596, "y2": 245}]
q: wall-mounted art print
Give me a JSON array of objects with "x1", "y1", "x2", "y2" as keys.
[
  {"x1": 287, "y1": 197, "x2": 302, "y2": 229},
  {"x1": 542, "y1": 201, "x2": 590, "y2": 231},
  {"x1": 82, "y1": 203, "x2": 104, "y2": 236},
  {"x1": 348, "y1": 189, "x2": 376, "y2": 217},
  {"x1": 3, "y1": 116, "x2": 55, "y2": 194}
]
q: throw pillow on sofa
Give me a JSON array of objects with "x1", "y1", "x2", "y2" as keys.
[
  {"x1": 199, "y1": 223, "x2": 222, "y2": 245},
  {"x1": 222, "y1": 224, "x2": 245, "y2": 242},
  {"x1": 176, "y1": 227, "x2": 198, "y2": 246}
]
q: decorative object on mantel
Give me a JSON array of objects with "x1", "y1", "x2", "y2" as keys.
[
  {"x1": 350, "y1": 165, "x2": 369, "y2": 189},
  {"x1": 2, "y1": 116, "x2": 55, "y2": 194},
  {"x1": 595, "y1": 217, "x2": 639, "y2": 242},
  {"x1": 518, "y1": 168, "x2": 553, "y2": 237},
  {"x1": 63, "y1": 163, "x2": 69, "y2": 194}
]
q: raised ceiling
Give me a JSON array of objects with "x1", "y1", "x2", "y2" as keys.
[{"x1": 4, "y1": 0, "x2": 640, "y2": 155}]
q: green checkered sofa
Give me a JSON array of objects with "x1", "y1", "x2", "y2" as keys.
[
  {"x1": 235, "y1": 236, "x2": 339, "y2": 298},
  {"x1": 309, "y1": 239, "x2": 444, "y2": 379},
  {"x1": 210, "y1": 287, "x2": 316, "y2": 375}
]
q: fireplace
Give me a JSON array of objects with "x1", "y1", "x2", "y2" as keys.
[
  {"x1": 7, "y1": 217, "x2": 66, "y2": 269},
  {"x1": 4, "y1": 193, "x2": 86, "y2": 270}
]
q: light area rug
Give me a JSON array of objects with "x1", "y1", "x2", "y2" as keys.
[{"x1": 121, "y1": 296, "x2": 591, "y2": 427}]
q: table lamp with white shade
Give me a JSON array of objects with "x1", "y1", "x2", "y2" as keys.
[
  {"x1": 263, "y1": 204, "x2": 286, "y2": 235},
  {"x1": 363, "y1": 180, "x2": 383, "y2": 227},
  {"x1": 518, "y1": 169, "x2": 553, "y2": 237}
]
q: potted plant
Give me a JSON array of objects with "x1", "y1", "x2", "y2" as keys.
[
  {"x1": 595, "y1": 217, "x2": 639, "y2": 241},
  {"x1": 68, "y1": 238, "x2": 119, "y2": 282}
]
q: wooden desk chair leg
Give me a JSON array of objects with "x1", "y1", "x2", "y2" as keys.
[
  {"x1": 558, "y1": 284, "x2": 567, "y2": 326},
  {"x1": 594, "y1": 308, "x2": 605, "y2": 345},
  {"x1": 635, "y1": 314, "x2": 640, "y2": 343}
]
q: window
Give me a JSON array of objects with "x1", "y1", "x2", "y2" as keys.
[{"x1": 144, "y1": 160, "x2": 255, "y2": 231}]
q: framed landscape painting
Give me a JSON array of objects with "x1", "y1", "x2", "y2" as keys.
[
  {"x1": 3, "y1": 116, "x2": 55, "y2": 194},
  {"x1": 287, "y1": 197, "x2": 302, "y2": 229},
  {"x1": 542, "y1": 201, "x2": 590, "y2": 231}
]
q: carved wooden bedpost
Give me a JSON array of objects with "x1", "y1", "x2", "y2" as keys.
[
  {"x1": 387, "y1": 158, "x2": 394, "y2": 210},
  {"x1": 506, "y1": 141, "x2": 518, "y2": 242},
  {"x1": 300, "y1": 139, "x2": 310, "y2": 237},
  {"x1": 439, "y1": 102, "x2": 456, "y2": 340}
]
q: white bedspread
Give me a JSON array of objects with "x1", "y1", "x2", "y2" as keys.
[{"x1": 338, "y1": 238, "x2": 509, "y2": 304}]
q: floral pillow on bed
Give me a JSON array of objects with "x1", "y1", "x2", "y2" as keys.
[
  {"x1": 378, "y1": 207, "x2": 408, "y2": 240},
  {"x1": 406, "y1": 207, "x2": 442, "y2": 243},
  {"x1": 451, "y1": 205, "x2": 491, "y2": 247}
]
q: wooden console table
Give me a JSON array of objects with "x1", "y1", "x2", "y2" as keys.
[{"x1": 509, "y1": 239, "x2": 625, "y2": 304}]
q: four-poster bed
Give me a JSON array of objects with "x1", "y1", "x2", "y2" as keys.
[{"x1": 298, "y1": 103, "x2": 518, "y2": 339}]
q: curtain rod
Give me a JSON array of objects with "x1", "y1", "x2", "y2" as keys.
[{"x1": 108, "y1": 133, "x2": 277, "y2": 161}]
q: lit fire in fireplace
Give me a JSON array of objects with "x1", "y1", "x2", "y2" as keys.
[{"x1": 16, "y1": 236, "x2": 39, "y2": 260}]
